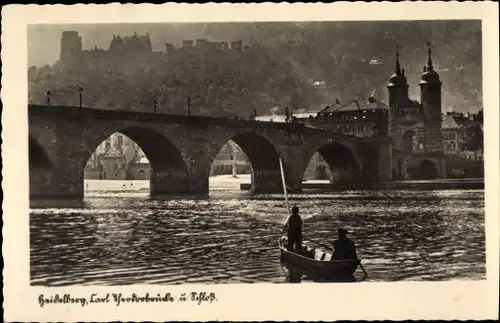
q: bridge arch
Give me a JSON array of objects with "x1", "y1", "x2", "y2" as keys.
[
  {"x1": 29, "y1": 136, "x2": 55, "y2": 196},
  {"x1": 84, "y1": 126, "x2": 189, "y2": 195},
  {"x1": 210, "y1": 132, "x2": 283, "y2": 194},
  {"x1": 419, "y1": 159, "x2": 438, "y2": 180},
  {"x1": 303, "y1": 140, "x2": 363, "y2": 183},
  {"x1": 29, "y1": 136, "x2": 53, "y2": 170}
]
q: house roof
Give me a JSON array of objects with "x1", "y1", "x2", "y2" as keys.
[
  {"x1": 255, "y1": 115, "x2": 284, "y2": 122},
  {"x1": 256, "y1": 105, "x2": 388, "y2": 123},
  {"x1": 122, "y1": 145, "x2": 134, "y2": 155},
  {"x1": 255, "y1": 111, "x2": 319, "y2": 122},
  {"x1": 442, "y1": 114, "x2": 459, "y2": 129},
  {"x1": 317, "y1": 100, "x2": 388, "y2": 114},
  {"x1": 454, "y1": 116, "x2": 476, "y2": 128},
  {"x1": 102, "y1": 145, "x2": 124, "y2": 158},
  {"x1": 442, "y1": 114, "x2": 478, "y2": 129}
]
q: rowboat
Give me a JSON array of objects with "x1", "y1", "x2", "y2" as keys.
[
  {"x1": 278, "y1": 236, "x2": 365, "y2": 282},
  {"x1": 277, "y1": 158, "x2": 367, "y2": 282}
]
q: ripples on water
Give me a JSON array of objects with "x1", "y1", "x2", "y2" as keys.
[{"x1": 30, "y1": 188, "x2": 486, "y2": 286}]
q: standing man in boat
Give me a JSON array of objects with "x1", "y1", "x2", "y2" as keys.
[
  {"x1": 331, "y1": 228, "x2": 358, "y2": 260},
  {"x1": 283, "y1": 206, "x2": 303, "y2": 253}
]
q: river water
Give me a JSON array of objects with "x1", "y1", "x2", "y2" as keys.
[{"x1": 30, "y1": 182, "x2": 486, "y2": 286}]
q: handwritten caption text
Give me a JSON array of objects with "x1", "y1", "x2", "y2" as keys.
[{"x1": 38, "y1": 292, "x2": 217, "y2": 307}]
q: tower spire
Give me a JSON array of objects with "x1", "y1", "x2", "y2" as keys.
[
  {"x1": 395, "y1": 44, "x2": 401, "y2": 74},
  {"x1": 426, "y1": 41, "x2": 433, "y2": 71}
]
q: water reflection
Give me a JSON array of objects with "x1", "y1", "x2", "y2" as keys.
[
  {"x1": 30, "y1": 189, "x2": 486, "y2": 285},
  {"x1": 30, "y1": 199, "x2": 86, "y2": 209},
  {"x1": 30, "y1": 211, "x2": 99, "y2": 284},
  {"x1": 284, "y1": 266, "x2": 303, "y2": 283}
]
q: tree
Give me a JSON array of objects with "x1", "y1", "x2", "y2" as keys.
[
  {"x1": 473, "y1": 109, "x2": 483, "y2": 125},
  {"x1": 459, "y1": 122, "x2": 483, "y2": 159}
]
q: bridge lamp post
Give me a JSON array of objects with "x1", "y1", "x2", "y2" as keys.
[
  {"x1": 153, "y1": 99, "x2": 157, "y2": 113},
  {"x1": 78, "y1": 86, "x2": 83, "y2": 107},
  {"x1": 187, "y1": 96, "x2": 191, "y2": 116},
  {"x1": 46, "y1": 90, "x2": 51, "y2": 106}
]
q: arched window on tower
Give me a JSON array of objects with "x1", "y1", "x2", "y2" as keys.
[{"x1": 402, "y1": 130, "x2": 417, "y2": 154}]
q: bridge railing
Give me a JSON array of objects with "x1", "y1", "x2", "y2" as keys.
[
  {"x1": 27, "y1": 104, "x2": 395, "y2": 143},
  {"x1": 28, "y1": 104, "x2": 309, "y2": 131}
]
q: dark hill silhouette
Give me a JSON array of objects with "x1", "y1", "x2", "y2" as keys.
[{"x1": 28, "y1": 20, "x2": 482, "y2": 116}]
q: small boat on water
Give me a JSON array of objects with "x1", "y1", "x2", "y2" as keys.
[
  {"x1": 276, "y1": 158, "x2": 367, "y2": 282},
  {"x1": 278, "y1": 236, "x2": 365, "y2": 282}
]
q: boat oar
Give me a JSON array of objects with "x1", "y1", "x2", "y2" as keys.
[
  {"x1": 359, "y1": 262, "x2": 368, "y2": 281},
  {"x1": 303, "y1": 237, "x2": 333, "y2": 251}
]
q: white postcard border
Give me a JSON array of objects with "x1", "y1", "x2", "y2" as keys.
[{"x1": 2, "y1": 2, "x2": 499, "y2": 321}]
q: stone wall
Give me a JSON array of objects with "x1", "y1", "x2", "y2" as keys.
[
  {"x1": 128, "y1": 163, "x2": 151, "y2": 180},
  {"x1": 84, "y1": 169, "x2": 101, "y2": 179},
  {"x1": 101, "y1": 157, "x2": 127, "y2": 180},
  {"x1": 405, "y1": 155, "x2": 444, "y2": 179},
  {"x1": 445, "y1": 158, "x2": 484, "y2": 178}
]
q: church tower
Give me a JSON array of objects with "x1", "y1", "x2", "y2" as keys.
[
  {"x1": 419, "y1": 42, "x2": 444, "y2": 153},
  {"x1": 387, "y1": 45, "x2": 409, "y2": 120}
]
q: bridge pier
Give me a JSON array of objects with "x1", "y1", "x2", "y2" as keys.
[
  {"x1": 150, "y1": 169, "x2": 190, "y2": 195},
  {"x1": 30, "y1": 165, "x2": 85, "y2": 199},
  {"x1": 150, "y1": 159, "x2": 211, "y2": 196},
  {"x1": 281, "y1": 154, "x2": 306, "y2": 194},
  {"x1": 246, "y1": 146, "x2": 306, "y2": 195},
  {"x1": 250, "y1": 170, "x2": 283, "y2": 194},
  {"x1": 360, "y1": 141, "x2": 393, "y2": 182},
  {"x1": 376, "y1": 142, "x2": 393, "y2": 181}
]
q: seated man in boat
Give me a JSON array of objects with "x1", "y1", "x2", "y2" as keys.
[
  {"x1": 283, "y1": 206, "x2": 303, "y2": 253},
  {"x1": 331, "y1": 228, "x2": 358, "y2": 260}
]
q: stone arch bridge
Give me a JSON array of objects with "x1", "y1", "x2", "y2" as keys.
[{"x1": 29, "y1": 105, "x2": 393, "y2": 199}]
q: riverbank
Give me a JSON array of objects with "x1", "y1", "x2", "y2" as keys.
[
  {"x1": 240, "y1": 177, "x2": 484, "y2": 191},
  {"x1": 83, "y1": 174, "x2": 253, "y2": 192},
  {"x1": 83, "y1": 175, "x2": 484, "y2": 192}
]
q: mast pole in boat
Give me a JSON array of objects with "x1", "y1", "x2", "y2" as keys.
[{"x1": 279, "y1": 158, "x2": 291, "y2": 218}]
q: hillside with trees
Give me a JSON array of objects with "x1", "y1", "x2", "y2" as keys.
[{"x1": 28, "y1": 20, "x2": 482, "y2": 116}]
